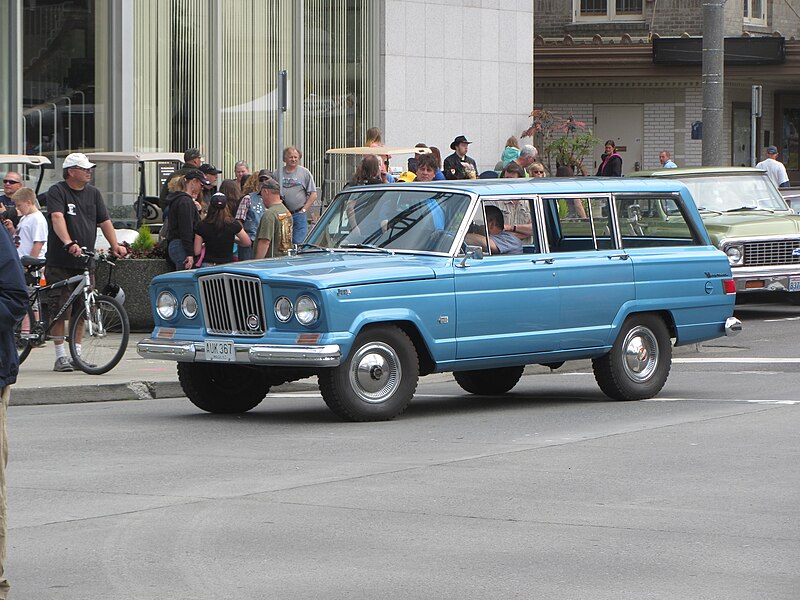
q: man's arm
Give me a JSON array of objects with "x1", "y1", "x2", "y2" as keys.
[
  {"x1": 51, "y1": 211, "x2": 82, "y2": 257},
  {"x1": 255, "y1": 238, "x2": 270, "y2": 259},
  {"x1": 302, "y1": 191, "x2": 317, "y2": 213},
  {"x1": 99, "y1": 219, "x2": 128, "y2": 258}
]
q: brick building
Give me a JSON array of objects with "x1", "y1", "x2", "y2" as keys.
[{"x1": 533, "y1": 0, "x2": 800, "y2": 181}]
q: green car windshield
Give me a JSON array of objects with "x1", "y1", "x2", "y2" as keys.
[
  {"x1": 307, "y1": 189, "x2": 472, "y2": 253},
  {"x1": 677, "y1": 174, "x2": 790, "y2": 212}
]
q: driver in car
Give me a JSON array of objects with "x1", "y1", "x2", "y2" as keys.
[{"x1": 465, "y1": 205, "x2": 522, "y2": 255}]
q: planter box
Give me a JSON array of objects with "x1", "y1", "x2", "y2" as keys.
[{"x1": 95, "y1": 258, "x2": 171, "y2": 332}]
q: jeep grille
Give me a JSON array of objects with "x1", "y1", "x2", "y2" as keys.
[
  {"x1": 743, "y1": 239, "x2": 800, "y2": 266},
  {"x1": 198, "y1": 274, "x2": 265, "y2": 336}
]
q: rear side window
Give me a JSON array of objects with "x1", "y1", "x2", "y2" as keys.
[
  {"x1": 615, "y1": 195, "x2": 701, "y2": 247},
  {"x1": 542, "y1": 196, "x2": 615, "y2": 252}
]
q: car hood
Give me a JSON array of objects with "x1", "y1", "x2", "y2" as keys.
[
  {"x1": 198, "y1": 252, "x2": 446, "y2": 288},
  {"x1": 701, "y1": 211, "x2": 800, "y2": 242}
]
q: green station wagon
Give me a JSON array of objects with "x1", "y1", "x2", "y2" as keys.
[{"x1": 634, "y1": 168, "x2": 800, "y2": 302}]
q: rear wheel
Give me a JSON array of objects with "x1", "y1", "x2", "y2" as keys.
[
  {"x1": 14, "y1": 305, "x2": 36, "y2": 365},
  {"x1": 454, "y1": 366, "x2": 525, "y2": 395},
  {"x1": 69, "y1": 294, "x2": 130, "y2": 375},
  {"x1": 592, "y1": 314, "x2": 671, "y2": 400},
  {"x1": 178, "y1": 363, "x2": 271, "y2": 414},
  {"x1": 319, "y1": 326, "x2": 418, "y2": 422}
]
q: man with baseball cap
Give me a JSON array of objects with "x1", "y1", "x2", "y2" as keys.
[
  {"x1": 254, "y1": 178, "x2": 293, "y2": 259},
  {"x1": 45, "y1": 152, "x2": 128, "y2": 372},
  {"x1": 199, "y1": 163, "x2": 222, "y2": 206},
  {"x1": 159, "y1": 147, "x2": 205, "y2": 209},
  {"x1": 443, "y1": 135, "x2": 477, "y2": 180},
  {"x1": 755, "y1": 146, "x2": 790, "y2": 188}
]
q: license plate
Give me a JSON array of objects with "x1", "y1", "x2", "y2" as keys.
[
  {"x1": 790, "y1": 278, "x2": 800, "y2": 292},
  {"x1": 204, "y1": 339, "x2": 235, "y2": 362}
]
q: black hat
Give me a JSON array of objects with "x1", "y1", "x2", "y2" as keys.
[
  {"x1": 259, "y1": 178, "x2": 280, "y2": 193},
  {"x1": 209, "y1": 192, "x2": 227, "y2": 209},
  {"x1": 199, "y1": 163, "x2": 222, "y2": 175},
  {"x1": 184, "y1": 169, "x2": 211, "y2": 186},
  {"x1": 450, "y1": 135, "x2": 471, "y2": 150},
  {"x1": 183, "y1": 148, "x2": 203, "y2": 163},
  {"x1": 257, "y1": 169, "x2": 274, "y2": 182}
]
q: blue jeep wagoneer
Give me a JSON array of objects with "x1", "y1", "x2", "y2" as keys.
[{"x1": 138, "y1": 178, "x2": 741, "y2": 421}]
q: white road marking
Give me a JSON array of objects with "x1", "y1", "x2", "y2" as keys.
[
  {"x1": 763, "y1": 316, "x2": 800, "y2": 322},
  {"x1": 673, "y1": 357, "x2": 800, "y2": 364},
  {"x1": 645, "y1": 398, "x2": 800, "y2": 405}
]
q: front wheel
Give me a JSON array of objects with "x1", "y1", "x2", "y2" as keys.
[
  {"x1": 178, "y1": 363, "x2": 271, "y2": 413},
  {"x1": 319, "y1": 326, "x2": 419, "y2": 422},
  {"x1": 454, "y1": 366, "x2": 525, "y2": 395},
  {"x1": 69, "y1": 294, "x2": 130, "y2": 375},
  {"x1": 592, "y1": 314, "x2": 671, "y2": 401}
]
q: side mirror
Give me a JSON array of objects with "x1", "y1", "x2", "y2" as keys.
[{"x1": 458, "y1": 244, "x2": 483, "y2": 268}]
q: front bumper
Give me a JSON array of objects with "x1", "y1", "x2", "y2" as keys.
[
  {"x1": 732, "y1": 265, "x2": 800, "y2": 294},
  {"x1": 137, "y1": 338, "x2": 342, "y2": 366}
]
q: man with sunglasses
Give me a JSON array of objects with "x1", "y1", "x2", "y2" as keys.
[
  {"x1": 45, "y1": 153, "x2": 128, "y2": 372},
  {"x1": 0, "y1": 173, "x2": 22, "y2": 229}
]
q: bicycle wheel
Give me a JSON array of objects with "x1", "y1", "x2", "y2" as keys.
[
  {"x1": 68, "y1": 294, "x2": 130, "y2": 375},
  {"x1": 14, "y1": 305, "x2": 36, "y2": 365}
]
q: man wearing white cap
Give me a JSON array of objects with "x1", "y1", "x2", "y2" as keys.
[{"x1": 45, "y1": 153, "x2": 128, "y2": 372}]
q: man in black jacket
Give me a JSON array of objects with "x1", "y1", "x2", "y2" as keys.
[
  {"x1": 443, "y1": 135, "x2": 477, "y2": 180},
  {"x1": 0, "y1": 222, "x2": 28, "y2": 599}
]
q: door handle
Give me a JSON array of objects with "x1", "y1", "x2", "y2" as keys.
[
  {"x1": 532, "y1": 258, "x2": 555, "y2": 264},
  {"x1": 607, "y1": 254, "x2": 630, "y2": 260}
]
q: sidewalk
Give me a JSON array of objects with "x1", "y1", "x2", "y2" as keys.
[{"x1": 10, "y1": 333, "x2": 698, "y2": 407}]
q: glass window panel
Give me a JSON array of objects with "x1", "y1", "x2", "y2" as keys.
[
  {"x1": 580, "y1": 0, "x2": 608, "y2": 15},
  {"x1": 616, "y1": 0, "x2": 643, "y2": 15},
  {"x1": 615, "y1": 196, "x2": 699, "y2": 247},
  {"x1": 543, "y1": 196, "x2": 614, "y2": 252}
]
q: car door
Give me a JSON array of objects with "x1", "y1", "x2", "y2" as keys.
[
  {"x1": 540, "y1": 194, "x2": 636, "y2": 350},
  {"x1": 454, "y1": 196, "x2": 561, "y2": 359}
]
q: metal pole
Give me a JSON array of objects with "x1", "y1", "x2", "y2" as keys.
[
  {"x1": 702, "y1": 0, "x2": 726, "y2": 166},
  {"x1": 50, "y1": 102, "x2": 58, "y2": 164},
  {"x1": 277, "y1": 70, "x2": 287, "y2": 194},
  {"x1": 751, "y1": 85, "x2": 762, "y2": 167}
]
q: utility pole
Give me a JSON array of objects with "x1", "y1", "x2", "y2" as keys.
[{"x1": 702, "y1": 1, "x2": 726, "y2": 166}]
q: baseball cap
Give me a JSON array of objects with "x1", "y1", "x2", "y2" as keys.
[
  {"x1": 766, "y1": 145, "x2": 779, "y2": 154},
  {"x1": 257, "y1": 169, "x2": 274, "y2": 182},
  {"x1": 397, "y1": 170, "x2": 417, "y2": 183},
  {"x1": 259, "y1": 178, "x2": 280, "y2": 193},
  {"x1": 209, "y1": 192, "x2": 227, "y2": 209},
  {"x1": 63, "y1": 153, "x2": 95, "y2": 169},
  {"x1": 184, "y1": 169, "x2": 211, "y2": 186},
  {"x1": 199, "y1": 163, "x2": 222, "y2": 175}
]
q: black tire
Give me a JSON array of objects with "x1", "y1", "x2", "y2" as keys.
[
  {"x1": 178, "y1": 363, "x2": 271, "y2": 413},
  {"x1": 69, "y1": 294, "x2": 130, "y2": 375},
  {"x1": 453, "y1": 365, "x2": 525, "y2": 395},
  {"x1": 14, "y1": 305, "x2": 36, "y2": 365},
  {"x1": 319, "y1": 326, "x2": 419, "y2": 422},
  {"x1": 592, "y1": 314, "x2": 672, "y2": 401}
]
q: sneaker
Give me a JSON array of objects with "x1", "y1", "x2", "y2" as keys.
[{"x1": 53, "y1": 356, "x2": 74, "y2": 372}]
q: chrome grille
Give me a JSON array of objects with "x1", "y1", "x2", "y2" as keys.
[
  {"x1": 743, "y1": 240, "x2": 800, "y2": 266},
  {"x1": 198, "y1": 274, "x2": 265, "y2": 336}
]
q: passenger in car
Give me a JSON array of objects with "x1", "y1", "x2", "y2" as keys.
[{"x1": 465, "y1": 205, "x2": 522, "y2": 255}]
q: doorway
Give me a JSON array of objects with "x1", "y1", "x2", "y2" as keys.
[
  {"x1": 731, "y1": 104, "x2": 752, "y2": 167},
  {"x1": 593, "y1": 105, "x2": 643, "y2": 175}
]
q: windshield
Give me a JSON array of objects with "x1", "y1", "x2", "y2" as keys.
[
  {"x1": 308, "y1": 189, "x2": 472, "y2": 253},
  {"x1": 676, "y1": 174, "x2": 789, "y2": 212}
]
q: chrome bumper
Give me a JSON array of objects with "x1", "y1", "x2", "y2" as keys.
[
  {"x1": 137, "y1": 338, "x2": 341, "y2": 366},
  {"x1": 732, "y1": 265, "x2": 800, "y2": 294},
  {"x1": 725, "y1": 317, "x2": 742, "y2": 337}
]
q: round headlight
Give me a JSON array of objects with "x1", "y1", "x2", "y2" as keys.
[
  {"x1": 725, "y1": 245, "x2": 743, "y2": 265},
  {"x1": 274, "y1": 296, "x2": 293, "y2": 323},
  {"x1": 295, "y1": 295, "x2": 319, "y2": 326},
  {"x1": 181, "y1": 294, "x2": 198, "y2": 319},
  {"x1": 156, "y1": 291, "x2": 177, "y2": 320}
]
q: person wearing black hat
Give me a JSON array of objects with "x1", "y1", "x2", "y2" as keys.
[
  {"x1": 158, "y1": 148, "x2": 205, "y2": 209},
  {"x1": 443, "y1": 135, "x2": 477, "y2": 180},
  {"x1": 198, "y1": 163, "x2": 222, "y2": 208},
  {"x1": 756, "y1": 146, "x2": 790, "y2": 188},
  {"x1": 193, "y1": 193, "x2": 250, "y2": 266},
  {"x1": 164, "y1": 169, "x2": 209, "y2": 270}
]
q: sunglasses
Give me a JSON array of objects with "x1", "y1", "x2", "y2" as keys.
[
  {"x1": 70, "y1": 166, "x2": 93, "y2": 172},
  {"x1": 3, "y1": 179, "x2": 21, "y2": 185}
]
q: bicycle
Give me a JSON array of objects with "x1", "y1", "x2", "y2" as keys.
[{"x1": 15, "y1": 249, "x2": 130, "y2": 375}]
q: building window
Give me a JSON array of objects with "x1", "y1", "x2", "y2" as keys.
[
  {"x1": 574, "y1": 0, "x2": 644, "y2": 21},
  {"x1": 743, "y1": 0, "x2": 766, "y2": 24}
]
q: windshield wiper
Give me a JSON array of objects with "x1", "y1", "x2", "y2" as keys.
[
  {"x1": 295, "y1": 242, "x2": 329, "y2": 252},
  {"x1": 724, "y1": 206, "x2": 775, "y2": 213},
  {"x1": 697, "y1": 207, "x2": 723, "y2": 215},
  {"x1": 339, "y1": 243, "x2": 393, "y2": 254}
]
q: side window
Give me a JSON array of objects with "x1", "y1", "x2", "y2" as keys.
[
  {"x1": 543, "y1": 196, "x2": 614, "y2": 252},
  {"x1": 615, "y1": 195, "x2": 700, "y2": 247},
  {"x1": 486, "y1": 197, "x2": 539, "y2": 253},
  {"x1": 463, "y1": 200, "x2": 525, "y2": 256}
]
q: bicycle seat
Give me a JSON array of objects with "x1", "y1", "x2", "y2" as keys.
[{"x1": 20, "y1": 255, "x2": 46, "y2": 268}]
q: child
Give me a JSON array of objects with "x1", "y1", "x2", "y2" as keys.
[
  {"x1": 500, "y1": 136, "x2": 520, "y2": 167},
  {"x1": 13, "y1": 187, "x2": 47, "y2": 258}
]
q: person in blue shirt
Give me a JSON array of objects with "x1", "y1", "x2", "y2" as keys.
[{"x1": 659, "y1": 150, "x2": 678, "y2": 169}]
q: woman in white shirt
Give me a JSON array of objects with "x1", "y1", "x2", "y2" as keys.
[{"x1": 13, "y1": 187, "x2": 48, "y2": 258}]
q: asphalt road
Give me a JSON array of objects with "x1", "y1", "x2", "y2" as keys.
[{"x1": 6, "y1": 300, "x2": 800, "y2": 600}]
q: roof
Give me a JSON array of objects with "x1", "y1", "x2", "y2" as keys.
[
  {"x1": 0, "y1": 154, "x2": 52, "y2": 167},
  {"x1": 84, "y1": 152, "x2": 184, "y2": 163},
  {"x1": 632, "y1": 167, "x2": 767, "y2": 178},
  {"x1": 326, "y1": 146, "x2": 431, "y2": 156},
  {"x1": 340, "y1": 176, "x2": 692, "y2": 196}
]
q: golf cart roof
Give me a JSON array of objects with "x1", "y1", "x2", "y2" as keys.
[
  {"x1": 326, "y1": 146, "x2": 431, "y2": 156},
  {"x1": 84, "y1": 152, "x2": 184, "y2": 163},
  {"x1": 0, "y1": 154, "x2": 52, "y2": 167}
]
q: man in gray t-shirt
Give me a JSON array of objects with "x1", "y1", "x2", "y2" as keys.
[
  {"x1": 464, "y1": 205, "x2": 522, "y2": 255},
  {"x1": 281, "y1": 146, "x2": 317, "y2": 244}
]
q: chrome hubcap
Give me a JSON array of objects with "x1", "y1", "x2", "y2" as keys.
[
  {"x1": 621, "y1": 325, "x2": 658, "y2": 382},
  {"x1": 348, "y1": 342, "x2": 401, "y2": 403}
]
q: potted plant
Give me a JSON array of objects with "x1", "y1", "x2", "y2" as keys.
[{"x1": 521, "y1": 109, "x2": 599, "y2": 176}]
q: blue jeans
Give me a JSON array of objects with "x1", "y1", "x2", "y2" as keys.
[
  {"x1": 238, "y1": 243, "x2": 254, "y2": 261},
  {"x1": 292, "y1": 212, "x2": 307, "y2": 244},
  {"x1": 168, "y1": 239, "x2": 190, "y2": 271}
]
